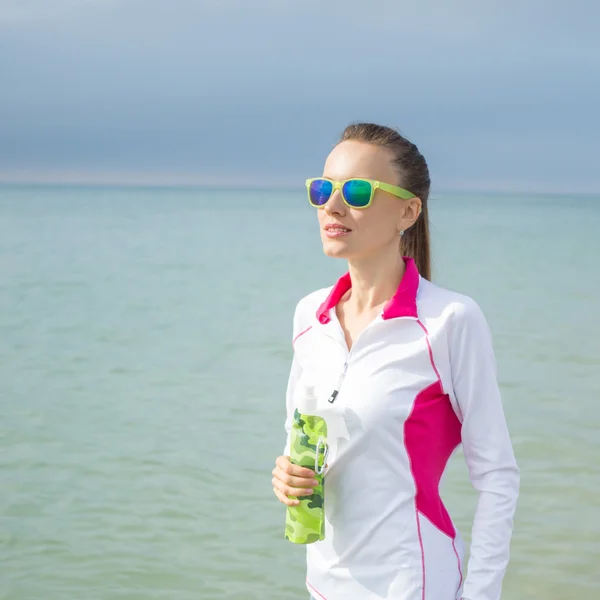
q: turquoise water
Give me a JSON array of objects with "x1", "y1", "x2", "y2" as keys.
[{"x1": 1, "y1": 185, "x2": 599, "y2": 599}]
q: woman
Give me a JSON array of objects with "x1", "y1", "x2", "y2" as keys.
[{"x1": 272, "y1": 123, "x2": 519, "y2": 600}]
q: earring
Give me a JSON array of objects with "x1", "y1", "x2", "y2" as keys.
[{"x1": 399, "y1": 230, "x2": 405, "y2": 237}]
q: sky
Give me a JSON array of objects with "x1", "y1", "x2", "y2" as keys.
[{"x1": 0, "y1": 0, "x2": 599, "y2": 192}]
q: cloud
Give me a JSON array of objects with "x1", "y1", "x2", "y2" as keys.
[
  {"x1": 0, "y1": 0, "x2": 102, "y2": 22},
  {"x1": 0, "y1": 0, "x2": 599, "y2": 191}
]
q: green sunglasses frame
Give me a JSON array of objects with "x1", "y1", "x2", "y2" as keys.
[{"x1": 305, "y1": 177, "x2": 415, "y2": 209}]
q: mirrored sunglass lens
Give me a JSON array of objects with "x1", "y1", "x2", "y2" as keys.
[
  {"x1": 309, "y1": 179, "x2": 333, "y2": 206},
  {"x1": 343, "y1": 180, "x2": 372, "y2": 207}
]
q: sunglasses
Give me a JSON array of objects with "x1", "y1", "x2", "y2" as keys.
[{"x1": 306, "y1": 177, "x2": 415, "y2": 209}]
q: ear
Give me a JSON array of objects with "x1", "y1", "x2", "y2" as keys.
[{"x1": 399, "y1": 197, "x2": 422, "y2": 229}]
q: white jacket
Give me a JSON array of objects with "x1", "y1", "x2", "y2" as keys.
[{"x1": 284, "y1": 257, "x2": 519, "y2": 600}]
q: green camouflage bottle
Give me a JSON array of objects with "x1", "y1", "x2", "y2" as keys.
[{"x1": 285, "y1": 385, "x2": 328, "y2": 544}]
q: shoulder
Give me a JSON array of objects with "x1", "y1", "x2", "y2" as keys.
[
  {"x1": 295, "y1": 286, "x2": 332, "y2": 316},
  {"x1": 291, "y1": 286, "x2": 332, "y2": 335},
  {"x1": 417, "y1": 278, "x2": 490, "y2": 335}
]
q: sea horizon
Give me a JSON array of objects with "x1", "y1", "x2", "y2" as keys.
[{"x1": 1, "y1": 178, "x2": 599, "y2": 199}]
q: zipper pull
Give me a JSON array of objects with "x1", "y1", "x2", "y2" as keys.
[{"x1": 328, "y1": 362, "x2": 348, "y2": 404}]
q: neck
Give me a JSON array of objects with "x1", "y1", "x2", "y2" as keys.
[{"x1": 345, "y1": 249, "x2": 406, "y2": 315}]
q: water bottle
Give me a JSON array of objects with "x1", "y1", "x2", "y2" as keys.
[{"x1": 285, "y1": 385, "x2": 329, "y2": 544}]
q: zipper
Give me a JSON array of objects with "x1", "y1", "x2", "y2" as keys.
[
  {"x1": 323, "y1": 314, "x2": 416, "y2": 404},
  {"x1": 327, "y1": 361, "x2": 348, "y2": 403},
  {"x1": 326, "y1": 304, "x2": 418, "y2": 404},
  {"x1": 324, "y1": 316, "x2": 371, "y2": 404}
]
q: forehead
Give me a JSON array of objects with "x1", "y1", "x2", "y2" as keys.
[{"x1": 323, "y1": 140, "x2": 397, "y2": 182}]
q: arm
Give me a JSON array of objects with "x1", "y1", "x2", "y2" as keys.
[
  {"x1": 273, "y1": 302, "x2": 317, "y2": 507},
  {"x1": 283, "y1": 299, "x2": 306, "y2": 454},
  {"x1": 283, "y1": 353, "x2": 302, "y2": 456},
  {"x1": 449, "y1": 300, "x2": 520, "y2": 600}
]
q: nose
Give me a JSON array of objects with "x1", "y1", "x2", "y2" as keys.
[{"x1": 324, "y1": 188, "x2": 346, "y2": 216}]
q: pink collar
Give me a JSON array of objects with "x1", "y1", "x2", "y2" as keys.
[{"x1": 316, "y1": 257, "x2": 420, "y2": 324}]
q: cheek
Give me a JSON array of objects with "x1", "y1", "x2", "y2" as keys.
[
  {"x1": 317, "y1": 210, "x2": 327, "y2": 228},
  {"x1": 356, "y1": 210, "x2": 397, "y2": 241}
]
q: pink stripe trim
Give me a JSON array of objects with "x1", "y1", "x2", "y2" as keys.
[
  {"x1": 415, "y1": 510, "x2": 426, "y2": 600},
  {"x1": 452, "y1": 538, "x2": 464, "y2": 600},
  {"x1": 415, "y1": 319, "x2": 463, "y2": 598},
  {"x1": 416, "y1": 319, "x2": 441, "y2": 382},
  {"x1": 306, "y1": 579, "x2": 328, "y2": 600},
  {"x1": 404, "y1": 397, "x2": 426, "y2": 600},
  {"x1": 292, "y1": 325, "x2": 313, "y2": 348}
]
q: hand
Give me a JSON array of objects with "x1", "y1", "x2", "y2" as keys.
[{"x1": 272, "y1": 455, "x2": 319, "y2": 506}]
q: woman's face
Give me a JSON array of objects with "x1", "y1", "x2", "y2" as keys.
[{"x1": 317, "y1": 140, "x2": 421, "y2": 261}]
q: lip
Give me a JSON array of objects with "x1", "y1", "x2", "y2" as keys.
[{"x1": 324, "y1": 223, "x2": 352, "y2": 238}]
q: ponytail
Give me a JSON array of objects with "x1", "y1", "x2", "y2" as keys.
[{"x1": 400, "y1": 202, "x2": 431, "y2": 281}]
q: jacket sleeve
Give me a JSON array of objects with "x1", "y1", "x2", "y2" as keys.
[
  {"x1": 283, "y1": 353, "x2": 302, "y2": 456},
  {"x1": 283, "y1": 302, "x2": 304, "y2": 456},
  {"x1": 448, "y1": 299, "x2": 520, "y2": 600}
]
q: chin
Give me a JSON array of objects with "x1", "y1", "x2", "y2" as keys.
[{"x1": 322, "y1": 240, "x2": 353, "y2": 259}]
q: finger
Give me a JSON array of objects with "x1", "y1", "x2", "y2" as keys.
[
  {"x1": 276, "y1": 456, "x2": 315, "y2": 478},
  {"x1": 273, "y1": 486, "x2": 299, "y2": 507},
  {"x1": 273, "y1": 466, "x2": 319, "y2": 489},
  {"x1": 272, "y1": 476, "x2": 314, "y2": 498}
]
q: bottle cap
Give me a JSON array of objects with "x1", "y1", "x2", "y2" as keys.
[{"x1": 299, "y1": 384, "x2": 318, "y2": 414}]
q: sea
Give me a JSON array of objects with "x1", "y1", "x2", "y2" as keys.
[{"x1": 1, "y1": 184, "x2": 599, "y2": 600}]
